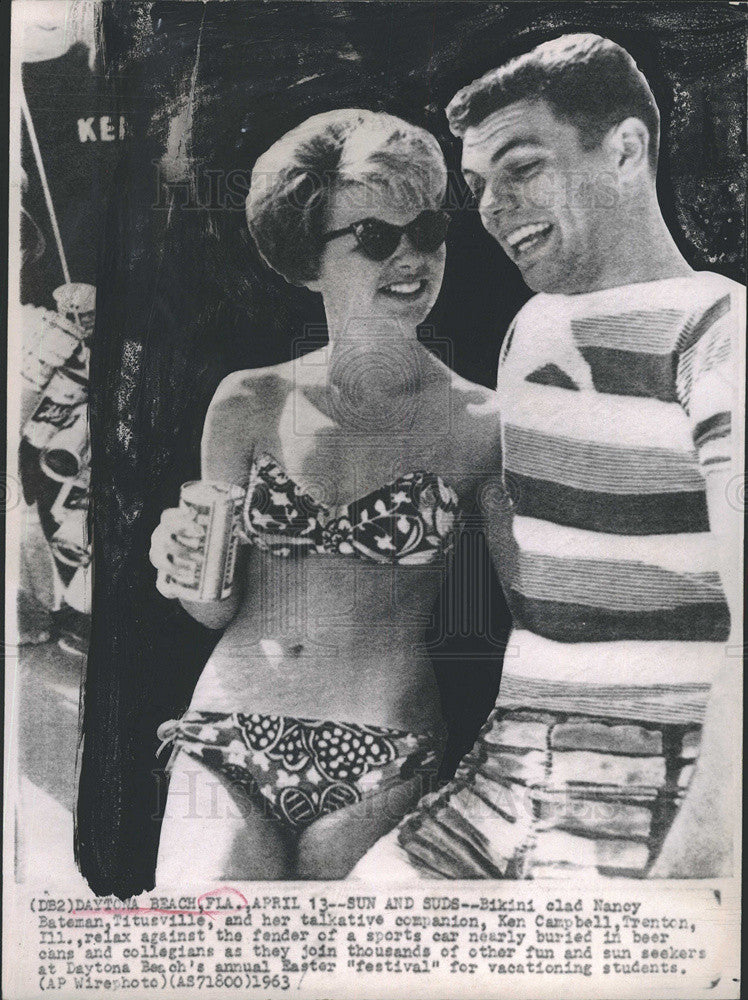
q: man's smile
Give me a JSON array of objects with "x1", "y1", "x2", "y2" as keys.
[{"x1": 504, "y1": 221, "x2": 555, "y2": 259}]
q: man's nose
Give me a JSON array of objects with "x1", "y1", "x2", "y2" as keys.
[
  {"x1": 479, "y1": 185, "x2": 497, "y2": 215},
  {"x1": 480, "y1": 183, "x2": 519, "y2": 218}
]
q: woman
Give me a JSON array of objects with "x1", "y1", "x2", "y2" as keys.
[{"x1": 149, "y1": 109, "x2": 502, "y2": 880}]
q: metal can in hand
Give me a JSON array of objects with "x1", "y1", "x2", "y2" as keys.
[
  {"x1": 53, "y1": 282, "x2": 96, "y2": 338},
  {"x1": 21, "y1": 305, "x2": 83, "y2": 391},
  {"x1": 39, "y1": 403, "x2": 90, "y2": 481},
  {"x1": 22, "y1": 366, "x2": 88, "y2": 449},
  {"x1": 163, "y1": 481, "x2": 245, "y2": 602}
]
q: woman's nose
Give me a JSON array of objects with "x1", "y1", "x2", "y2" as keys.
[{"x1": 390, "y1": 232, "x2": 421, "y2": 263}]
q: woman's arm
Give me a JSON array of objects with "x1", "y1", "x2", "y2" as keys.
[
  {"x1": 151, "y1": 372, "x2": 262, "y2": 629},
  {"x1": 176, "y1": 562, "x2": 245, "y2": 629},
  {"x1": 177, "y1": 375, "x2": 258, "y2": 627}
]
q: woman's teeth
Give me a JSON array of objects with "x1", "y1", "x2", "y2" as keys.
[
  {"x1": 380, "y1": 280, "x2": 425, "y2": 297},
  {"x1": 506, "y1": 222, "x2": 553, "y2": 256}
]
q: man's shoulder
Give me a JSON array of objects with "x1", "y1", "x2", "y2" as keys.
[
  {"x1": 508, "y1": 273, "x2": 745, "y2": 337},
  {"x1": 510, "y1": 292, "x2": 551, "y2": 327},
  {"x1": 686, "y1": 270, "x2": 745, "y2": 304},
  {"x1": 690, "y1": 270, "x2": 744, "y2": 291},
  {"x1": 498, "y1": 293, "x2": 558, "y2": 367},
  {"x1": 641, "y1": 271, "x2": 745, "y2": 324},
  {"x1": 680, "y1": 272, "x2": 745, "y2": 344},
  {"x1": 701, "y1": 272, "x2": 745, "y2": 323}
]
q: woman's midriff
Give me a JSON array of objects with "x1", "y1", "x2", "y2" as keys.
[{"x1": 187, "y1": 552, "x2": 447, "y2": 734}]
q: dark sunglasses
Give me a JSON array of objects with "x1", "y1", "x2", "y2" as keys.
[{"x1": 322, "y1": 209, "x2": 450, "y2": 261}]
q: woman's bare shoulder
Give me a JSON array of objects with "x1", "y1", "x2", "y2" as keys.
[
  {"x1": 446, "y1": 370, "x2": 500, "y2": 417},
  {"x1": 209, "y1": 363, "x2": 294, "y2": 414},
  {"x1": 440, "y1": 370, "x2": 501, "y2": 469},
  {"x1": 201, "y1": 365, "x2": 295, "y2": 481}
]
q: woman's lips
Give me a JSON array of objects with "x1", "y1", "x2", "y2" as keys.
[{"x1": 377, "y1": 279, "x2": 428, "y2": 300}]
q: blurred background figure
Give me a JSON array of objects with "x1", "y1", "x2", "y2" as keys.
[{"x1": 16, "y1": 0, "x2": 122, "y2": 655}]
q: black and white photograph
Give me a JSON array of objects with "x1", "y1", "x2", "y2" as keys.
[{"x1": 4, "y1": 2, "x2": 745, "y2": 997}]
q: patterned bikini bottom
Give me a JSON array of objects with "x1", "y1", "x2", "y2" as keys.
[{"x1": 156, "y1": 710, "x2": 443, "y2": 832}]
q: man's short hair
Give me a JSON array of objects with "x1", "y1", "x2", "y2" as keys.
[
  {"x1": 446, "y1": 33, "x2": 660, "y2": 172},
  {"x1": 246, "y1": 109, "x2": 447, "y2": 286}
]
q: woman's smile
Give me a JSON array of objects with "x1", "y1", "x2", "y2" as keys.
[{"x1": 377, "y1": 275, "x2": 430, "y2": 301}]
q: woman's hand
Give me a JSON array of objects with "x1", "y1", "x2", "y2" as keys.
[
  {"x1": 150, "y1": 505, "x2": 244, "y2": 628},
  {"x1": 149, "y1": 506, "x2": 202, "y2": 601}
]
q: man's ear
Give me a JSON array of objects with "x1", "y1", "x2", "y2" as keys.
[{"x1": 606, "y1": 117, "x2": 650, "y2": 176}]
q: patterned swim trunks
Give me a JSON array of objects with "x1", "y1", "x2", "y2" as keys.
[{"x1": 396, "y1": 675, "x2": 707, "y2": 878}]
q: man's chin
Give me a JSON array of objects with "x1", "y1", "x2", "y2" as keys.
[
  {"x1": 518, "y1": 260, "x2": 577, "y2": 295},
  {"x1": 519, "y1": 266, "x2": 559, "y2": 294}
]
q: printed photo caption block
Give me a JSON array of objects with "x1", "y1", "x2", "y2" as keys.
[{"x1": 12, "y1": 882, "x2": 738, "y2": 999}]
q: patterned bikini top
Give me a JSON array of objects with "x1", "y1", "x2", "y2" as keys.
[{"x1": 239, "y1": 452, "x2": 460, "y2": 563}]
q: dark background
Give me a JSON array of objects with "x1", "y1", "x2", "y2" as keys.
[
  {"x1": 76, "y1": 1, "x2": 746, "y2": 898},
  {"x1": 21, "y1": 42, "x2": 123, "y2": 308}
]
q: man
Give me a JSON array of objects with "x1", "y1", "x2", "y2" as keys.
[{"x1": 352, "y1": 33, "x2": 743, "y2": 879}]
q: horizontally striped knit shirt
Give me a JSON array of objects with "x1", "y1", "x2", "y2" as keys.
[{"x1": 493, "y1": 272, "x2": 743, "y2": 720}]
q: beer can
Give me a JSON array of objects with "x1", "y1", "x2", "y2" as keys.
[
  {"x1": 67, "y1": 340, "x2": 91, "y2": 378},
  {"x1": 40, "y1": 404, "x2": 90, "y2": 481},
  {"x1": 53, "y1": 282, "x2": 96, "y2": 338},
  {"x1": 50, "y1": 507, "x2": 91, "y2": 568},
  {"x1": 22, "y1": 366, "x2": 88, "y2": 449},
  {"x1": 162, "y1": 481, "x2": 244, "y2": 602},
  {"x1": 51, "y1": 475, "x2": 89, "y2": 524},
  {"x1": 21, "y1": 306, "x2": 82, "y2": 391}
]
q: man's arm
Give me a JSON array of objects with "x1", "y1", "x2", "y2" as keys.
[
  {"x1": 650, "y1": 286, "x2": 744, "y2": 877},
  {"x1": 648, "y1": 475, "x2": 742, "y2": 876}
]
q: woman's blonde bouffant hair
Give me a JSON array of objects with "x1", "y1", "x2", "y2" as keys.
[{"x1": 245, "y1": 109, "x2": 447, "y2": 286}]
